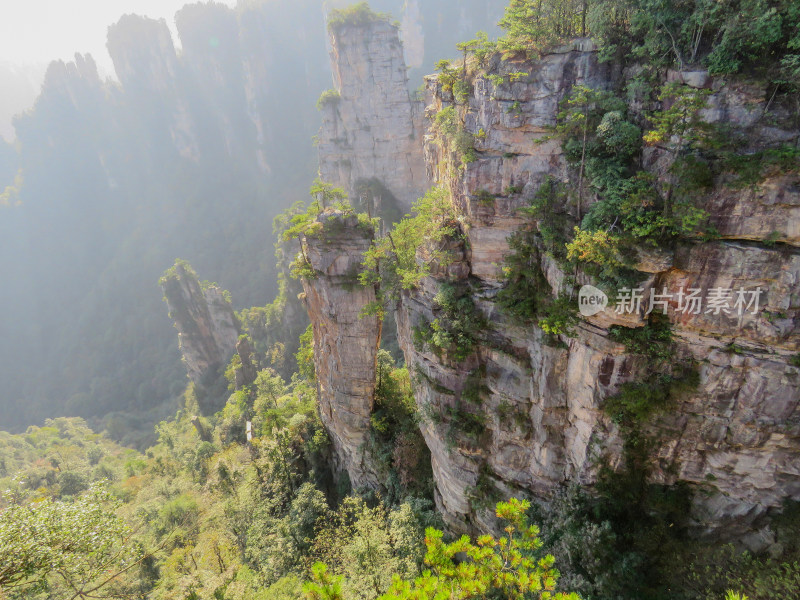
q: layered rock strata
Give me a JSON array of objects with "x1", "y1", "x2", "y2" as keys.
[
  {"x1": 410, "y1": 41, "x2": 800, "y2": 541},
  {"x1": 299, "y1": 209, "x2": 382, "y2": 489},
  {"x1": 161, "y1": 262, "x2": 239, "y2": 392},
  {"x1": 312, "y1": 28, "x2": 800, "y2": 543},
  {"x1": 317, "y1": 18, "x2": 428, "y2": 212}
]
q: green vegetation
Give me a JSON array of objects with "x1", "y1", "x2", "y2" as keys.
[
  {"x1": 431, "y1": 106, "x2": 478, "y2": 167},
  {"x1": 281, "y1": 180, "x2": 377, "y2": 279},
  {"x1": 0, "y1": 320, "x2": 433, "y2": 600},
  {"x1": 237, "y1": 274, "x2": 306, "y2": 378},
  {"x1": 0, "y1": 484, "x2": 144, "y2": 599},
  {"x1": 0, "y1": 412, "x2": 586, "y2": 600},
  {"x1": 316, "y1": 88, "x2": 341, "y2": 110},
  {"x1": 498, "y1": 0, "x2": 589, "y2": 58},
  {"x1": 481, "y1": 1, "x2": 800, "y2": 297},
  {"x1": 605, "y1": 313, "x2": 697, "y2": 443},
  {"x1": 719, "y1": 144, "x2": 800, "y2": 188},
  {"x1": 360, "y1": 186, "x2": 462, "y2": 312},
  {"x1": 412, "y1": 282, "x2": 487, "y2": 362},
  {"x1": 456, "y1": 31, "x2": 497, "y2": 71},
  {"x1": 604, "y1": 364, "x2": 700, "y2": 432},
  {"x1": 366, "y1": 351, "x2": 433, "y2": 502},
  {"x1": 434, "y1": 60, "x2": 460, "y2": 97},
  {"x1": 549, "y1": 81, "x2": 714, "y2": 289},
  {"x1": 495, "y1": 0, "x2": 800, "y2": 81},
  {"x1": 538, "y1": 293, "x2": 579, "y2": 336},
  {"x1": 496, "y1": 178, "x2": 578, "y2": 337},
  {"x1": 475, "y1": 188, "x2": 495, "y2": 206},
  {"x1": 497, "y1": 220, "x2": 551, "y2": 323},
  {"x1": 609, "y1": 313, "x2": 673, "y2": 361},
  {"x1": 528, "y1": 482, "x2": 800, "y2": 600},
  {"x1": 226, "y1": 204, "x2": 314, "y2": 382},
  {"x1": 305, "y1": 498, "x2": 581, "y2": 600},
  {"x1": 5, "y1": 3, "x2": 800, "y2": 600},
  {"x1": 444, "y1": 402, "x2": 487, "y2": 448},
  {"x1": 158, "y1": 257, "x2": 198, "y2": 289},
  {"x1": 467, "y1": 463, "x2": 503, "y2": 512},
  {"x1": 327, "y1": 2, "x2": 389, "y2": 31}
]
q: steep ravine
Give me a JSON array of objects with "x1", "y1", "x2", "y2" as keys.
[{"x1": 304, "y1": 19, "x2": 800, "y2": 546}]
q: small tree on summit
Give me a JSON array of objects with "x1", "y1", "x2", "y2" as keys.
[{"x1": 498, "y1": 0, "x2": 589, "y2": 58}]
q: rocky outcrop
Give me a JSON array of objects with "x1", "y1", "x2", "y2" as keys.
[
  {"x1": 106, "y1": 15, "x2": 180, "y2": 94},
  {"x1": 407, "y1": 41, "x2": 800, "y2": 541},
  {"x1": 397, "y1": 42, "x2": 621, "y2": 532},
  {"x1": 317, "y1": 17, "x2": 428, "y2": 213},
  {"x1": 314, "y1": 27, "x2": 800, "y2": 543},
  {"x1": 307, "y1": 4, "x2": 800, "y2": 544},
  {"x1": 175, "y1": 3, "x2": 252, "y2": 163},
  {"x1": 299, "y1": 209, "x2": 382, "y2": 489},
  {"x1": 161, "y1": 261, "x2": 239, "y2": 395},
  {"x1": 706, "y1": 175, "x2": 800, "y2": 247},
  {"x1": 233, "y1": 337, "x2": 258, "y2": 390},
  {"x1": 106, "y1": 14, "x2": 202, "y2": 161}
]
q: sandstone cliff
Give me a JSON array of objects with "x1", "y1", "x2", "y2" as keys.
[
  {"x1": 317, "y1": 18, "x2": 428, "y2": 213},
  {"x1": 309, "y1": 24, "x2": 800, "y2": 546},
  {"x1": 407, "y1": 42, "x2": 799, "y2": 542},
  {"x1": 161, "y1": 261, "x2": 239, "y2": 406},
  {"x1": 299, "y1": 209, "x2": 382, "y2": 489}
]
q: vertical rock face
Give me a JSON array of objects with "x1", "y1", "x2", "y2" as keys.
[
  {"x1": 107, "y1": 14, "x2": 202, "y2": 162},
  {"x1": 407, "y1": 42, "x2": 800, "y2": 540},
  {"x1": 238, "y1": 0, "x2": 332, "y2": 177},
  {"x1": 300, "y1": 209, "x2": 382, "y2": 489},
  {"x1": 317, "y1": 18, "x2": 428, "y2": 212},
  {"x1": 104, "y1": 5, "x2": 333, "y2": 173},
  {"x1": 314, "y1": 30, "x2": 800, "y2": 542},
  {"x1": 161, "y1": 262, "x2": 239, "y2": 395},
  {"x1": 396, "y1": 42, "x2": 630, "y2": 533},
  {"x1": 233, "y1": 337, "x2": 258, "y2": 391},
  {"x1": 175, "y1": 3, "x2": 252, "y2": 162},
  {"x1": 106, "y1": 15, "x2": 180, "y2": 94},
  {"x1": 399, "y1": 0, "x2": 425, "y2": 69}
]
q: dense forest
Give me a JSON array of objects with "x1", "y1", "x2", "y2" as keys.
[{"x1": 2, "y1": 0, "x2": 800, "y2": 599}]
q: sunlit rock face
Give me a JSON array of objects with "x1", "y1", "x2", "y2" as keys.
[
  {"x1": 313, "y1": 23, "x2": 800, "y2": 542},
  {"x1": 317, "y1": 18, "x2": 429, "y2": 213},
  {"x1": 299, "y1": 209, "x2": 382, "y2": 489},
  {"x1": 161, "y1": 262, "x2": 239, "y2": 403},
  {"x1": 410, "y1": 43, "x2": 800, "y2": 541}
]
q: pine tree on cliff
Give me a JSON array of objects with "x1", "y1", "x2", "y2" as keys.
[{"x1": 498, "y1": 0, "x2": 587, "y2": 58}]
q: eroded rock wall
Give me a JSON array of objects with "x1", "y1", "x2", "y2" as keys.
[
  {"x1": 406, "y1": 42, "x2": 800, "y2": 541},
  {"x1": 161, "y1": 262, "x2": 239, "y2": 392},
  {"x1": 300, "y1": 210, "x2": 382, "y2": 489},
  {"x1": 313, "y1": 27, "x2": 800, "y2": 543},
  {"x1": 317, "y1": 19, "x2": 428, "y2": 212}
]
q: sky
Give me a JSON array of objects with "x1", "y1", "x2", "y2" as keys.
[{"x1": 0, "y1": 0, "x2": 238, "y2": 76}]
